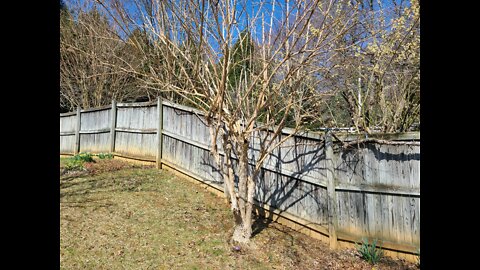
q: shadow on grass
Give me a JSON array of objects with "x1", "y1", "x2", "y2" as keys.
[
  {"x1": 251, "y1": 210, "x2": 296, "y2": 241},
  {"x1": 251, "y1": 216, "x2": 269, "y2": 237},
  {"x1": 60, "y1": 168, "x2": 150, "y2": 209},
  {"x1": 61, "y1": 197, "x2": 116, "y2": 210}
]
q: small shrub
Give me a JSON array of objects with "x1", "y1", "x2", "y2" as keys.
[
  {"x1": 96, "y1": 153, "x2": 113, "y2": 159},
  {"x1": 63, "y1": 153, "x2": 95, "y2": 172},
  {"x1": 356, "y1": 238, "x2": 384, "y2": 265},
  {"x1": 64, "y1": 158, "x2": 85, "y2": 171},
  {"x1": 73, "y1": 152, "x2": 95, "y2": 163}
]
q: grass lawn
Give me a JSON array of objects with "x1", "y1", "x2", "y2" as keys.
[{"x1": 60, "y1": 158, "x2": 419, "y2": 270}]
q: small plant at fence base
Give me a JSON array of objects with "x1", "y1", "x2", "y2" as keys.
[
  {"x1": 64, "y1": 158, "x2": 85, "y2": 171},
  {"x1": 73, "y1": 152, "x2": 95, "y2": 163},
  {"x1": 64, "y1": 152, "x2": 95, "y2": 172},
  {"x1": 356, "y1": 238, "x2": 384, "y2": 265},
  {"x1": 96, "y1": 153, "x2": 113, "y2": 159}
]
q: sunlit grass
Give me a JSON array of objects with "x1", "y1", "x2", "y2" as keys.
[{"x1": 60, "y1": 159, "x2": 419, "y2": 270}]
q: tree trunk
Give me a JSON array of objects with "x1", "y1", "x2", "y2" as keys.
[
  {"x1": 232, "y1": 139, "x2": 254, "y2": 244},
  {"x1": 223, "y1": 133, "x2": 239, "y2": 213}
]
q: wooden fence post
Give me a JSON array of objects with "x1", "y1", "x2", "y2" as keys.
[
  {"x1": 156, "y1": 97, "x2": 163, "y2": 169},
  {"x1": 325, "y1": 129, "x2": 338, "y2": 249},
  {"x1": 110, "y1": 100, "x2": 117, "y2": 153},
  {"x1": 74, "y1": 106, "x2": 81, "y2": 155}
]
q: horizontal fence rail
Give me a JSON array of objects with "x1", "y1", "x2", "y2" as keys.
[{"x1": 60, "y1": 99, "x2": 420, "y2": 260}]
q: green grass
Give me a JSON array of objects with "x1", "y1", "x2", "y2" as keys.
[
  {"x1": 61, "y1": 160, "x2": 265, "y2": 269},
  {"x1": 60, "y1": 157, "x2": 72, "y2": 167},
  {"x1": 60, "y1": 159, "x2": 419, "y2": 270}
]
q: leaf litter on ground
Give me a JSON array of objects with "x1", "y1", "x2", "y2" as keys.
[{"x1": 60, "y1": 159, "x2": 419, "y2": 270}]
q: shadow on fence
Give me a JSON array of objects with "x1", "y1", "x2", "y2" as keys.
[{"x1": 196, "y1": 135, "x2": 330, "y2": 238}]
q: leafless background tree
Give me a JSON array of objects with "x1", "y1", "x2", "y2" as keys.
[
  {"x1": 60, "y1": 1, "x2": 155, "y2": 111},
  {"x1": 320, "y1": 0, "x2": 420, "y2": 132}
]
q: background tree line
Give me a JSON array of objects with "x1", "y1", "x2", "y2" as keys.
[{"x1": 60, "y1": 0, "x2": 419, "y2": 133}]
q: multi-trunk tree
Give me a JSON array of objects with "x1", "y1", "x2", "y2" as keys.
[
  {"x1": 63, "y1": 0, "x2": 420, "y2": 244},
  {"x1": 90, "y1": 0, "x2": 363, "y2": 243}
]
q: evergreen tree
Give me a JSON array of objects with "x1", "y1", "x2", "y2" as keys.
[{"x1": 227, "y1": 30, "x2": 255, "y2": 92}]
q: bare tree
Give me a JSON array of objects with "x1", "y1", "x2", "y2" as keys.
[
  {"x1": 60, "y1": 1, "x2": 147, "y2": 111},
  {"x1": 64, "y1": 0, "x2": 419, "y2": 245},
  {"x1": 322, "y1": 0, "x2": 420, "y2": 133},
  {"x1": 88, "y1": 0, "x2": 363, "y2": 244}
]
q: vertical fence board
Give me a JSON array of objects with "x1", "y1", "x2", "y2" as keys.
[
  {"x1": 74, "y1": 107, "x2": 81, "y2": 154},
  {"x1": 157, "y1": 98, "x2": 163, "y2": 169},
  {"x1": 325, "y1": 130, "x2": 338, "y2": 249},
  {"x1": 110, "y1": 101, "x2": 117, "y2": 153}
]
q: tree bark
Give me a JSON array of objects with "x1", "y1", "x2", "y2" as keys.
[{"x1": 232, "y1": 139, "x2": 253, "y2": 243}]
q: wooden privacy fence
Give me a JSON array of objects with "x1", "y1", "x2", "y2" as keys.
[{"x1": 60, "y1": 99, "x2": 420, "y2": 260}]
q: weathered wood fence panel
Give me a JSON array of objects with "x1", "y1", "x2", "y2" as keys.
[
  {"x1": 60, "y1": 114, "x2": 77, "y2": 133},
  {"x1": 333, "y1": 143, "x2": 420, "y2": 249},
  {"x1": 80, "y1": 107, "x2": 111, "y2": 131},
  {"x1": 79, "y1": 108, "x2": 111, "y2": 153},
  {"x1": 60, "y1": 135, "x2": 76, "y2": 154},
  {"x1": 60, "y1": 114, "x2": 77, "y2": 154},
  {"x1": 114, "y1": 104, "x2": 158, "y2": 160},
  {"x1": 59, "y1": 100, "x2": 420, "y2": 258}
]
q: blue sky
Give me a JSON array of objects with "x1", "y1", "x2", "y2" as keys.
[{"x1": 65, "y1": 0, "x2": 411, "y2": 49}]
